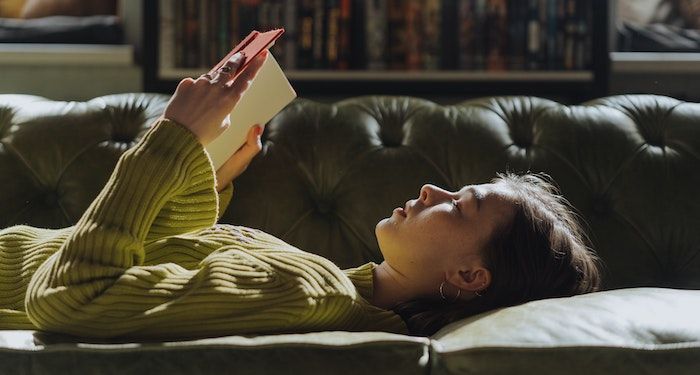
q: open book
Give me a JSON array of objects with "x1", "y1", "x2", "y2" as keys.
[{"x1": 205, "y1": 51, "x2": 297, "y2": 170}]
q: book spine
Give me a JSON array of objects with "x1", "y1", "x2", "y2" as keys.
[
  {"x1": 576, "y1": 0, "x2": 590, "y2": 69},
  {"x1": 349, "y1": 0, "x2": 366, "y2": 69},
  {"x1": 183, "y1": 0, "x2": 200, "y2": 68},
  {"x1": 537, "y1": 0, "x2": 547, "y2": 69},
  {"x1": 486, "y1": 0, "x2": 507, "y2": 71},
  {"x1": 387, "y1": 0, "x2": 406, "y2": 70},
  {"x1": 337, "y1": 0, "x2": 351, "y2": 70},
  {"x1": 507, "y1": 0, "x2": 527, "y2": 70},
  {"x1": 526, "y1": 0, "x2": 540, "y2": 70},
  {"x1": 284, "y1": 0, "x2": 297, "y2": 70},
  {"x1": 230, "y1": 1, "x2": 240, "y2": 48},
  {"x1": 208, "y1": 0, "x2": 216, "y2": 65},
  {"x1": 365, "y1": 0, "x2": 386, "y2": 70},
  {"x1": 159, "y1": 0, "x2": 175, "y2": 71},
  {"x1": 198, "y1": 0, "x2": 208, "y2": 67},
  {"x1": 458, "y1": 0, "x2": 475, "y2": 70},
  {"x1": 473, "y1": 0, "x2": 486, "y2": 70},
  {"x1": 298, "y1": 0, "x2": 314, "y2": 69},
  {"x1": 563, "y1": 0, "x2": 575, "y2": 70},
  {"x1": 545, "y1": 0, "x2": 557, "y2": 69},
  {"x1": 175, "y1": 0, "x2": 185, "y2": 68},
  {"x1": 423, "y1": 0, "x2": 441, "y2": 70},
  {"x1": 219, "y1": 0, "x2": 230, "y2": 58},
  {"x1": 441, "y1": 0, "x2": 458, "y2": 70},
  {"x1": 258, "y1": 0, "x2": 270, "y2": 31},
  {"x1": 312, "y1": 0, "x2": 327, "y2": 69},
  {"x1": 405, "y1": 0, "x2": 422, "y2": 71},
  {"x1": 555, "y1": 0, "x2": 566, "y2": 69},
  {"x1": 326, "y1": 0, "x2": 340, "y2": 69}
]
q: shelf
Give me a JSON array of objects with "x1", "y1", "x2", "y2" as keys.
[
  {"x1": 159, "y1": 69, "x2": 594, "y2": 82},
  {"x1": 143, "y1": 0, "x2": 610, "y2": 101},
  {"x1": 0, "y1": 44, "x2": 133, "y2": 66},
  {"x1": 611, "y1": 52, "x2": 700, "y2": 73}
]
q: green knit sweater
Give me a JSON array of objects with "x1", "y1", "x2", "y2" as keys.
[{"x1": 0, "y1": 118, "x2": 408, "y2": 339}]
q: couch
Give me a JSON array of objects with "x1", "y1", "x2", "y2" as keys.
[{"x1": 0, "y1": 93, "x2": 698, "y2": 374}]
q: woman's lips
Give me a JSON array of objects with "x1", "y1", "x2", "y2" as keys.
[{"x1": 393, "y1": 207, "x2": 407, "y2": 217}]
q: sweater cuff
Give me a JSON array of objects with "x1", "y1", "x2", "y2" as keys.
[{"x1": 136, "y1": 117, "x2": 209, "y2": 174}]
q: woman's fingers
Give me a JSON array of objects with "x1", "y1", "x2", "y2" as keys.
[
  {"x1": 240, "y1": 124, "x2": 263, "y2": 156},
  {"x1": 215, "y1": 124, "x2": 263, "y2": 189},
  {"x1": 225, "y1": 50, "x2": 268, "y2": 99},
  {"x1": 210, "y1": 52, "x2": 246, "y2": 85}
]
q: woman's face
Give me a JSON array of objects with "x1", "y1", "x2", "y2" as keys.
[{"x1": 375, "y1": 182, "x2": 518, "y2": 294}]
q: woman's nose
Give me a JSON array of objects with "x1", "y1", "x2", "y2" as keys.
[{"x1": 419, "y1": 184, "x2": 450, "y2": 204}]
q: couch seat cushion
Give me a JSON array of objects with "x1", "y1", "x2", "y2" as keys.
[
  {"x1": 0, "y1": 330, "x2": 429, "y2": 375},
  {"x1": 431, "y1": 287, "x2": 700, "y2": 375}
]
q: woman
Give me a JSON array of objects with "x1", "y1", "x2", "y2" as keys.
[{"x1": 0, "y1": 50, "x2": 601, "y2": 339}]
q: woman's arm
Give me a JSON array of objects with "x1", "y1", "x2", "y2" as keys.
[
  {"x1": 24, "y1": 51, "x2": 281, "y2": 338},
  {"x1": 145, "y1": 51, "x2": 266, "y2": 239}
]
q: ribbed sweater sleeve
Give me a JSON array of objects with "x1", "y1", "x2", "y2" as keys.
[{"x1": 22, "y1": 118, "x2": 296, "y2": 339}]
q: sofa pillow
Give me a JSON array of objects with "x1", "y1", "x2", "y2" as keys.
[{"x1": 431, "y1": 287, "x2": 700, "y2": 375}]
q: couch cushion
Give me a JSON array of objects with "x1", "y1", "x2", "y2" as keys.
[
  {"x1": 0, "y1": 330, "x2": 429, "y2": 375},
  {"x1": 430, "y1": 287, "x2": 700, "y2": 374}
]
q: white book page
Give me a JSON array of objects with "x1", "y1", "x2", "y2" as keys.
[{"x1": 205, "y1": 53, "x2": 297, "y2": 170}]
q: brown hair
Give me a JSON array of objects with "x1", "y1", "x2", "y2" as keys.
[{"x1": 392, "y1": 172, "x2": 603, "y2": 336}]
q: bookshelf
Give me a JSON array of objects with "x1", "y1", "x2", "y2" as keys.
[{"x1": 143, "y1": 0, "x2": 611, "y2": 103}]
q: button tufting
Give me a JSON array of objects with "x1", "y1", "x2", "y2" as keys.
[
  {"x1": 112, "y1": 133, "x2": 134, "y2": 143},
  {"x1": 379, "y1": 128, "x2": 403, "y2": 148},
  {"x1": 381, "y1": 138, "x2": 401, "y2": 148},
  {"x1": 591, "y1": 195, "x2": 611, "y2": 215},
  {"x1": 315, "y1": 200, "x2": 334, "y2": 215},
  {"x1": 43, "y1": 191, "x2": 59, "y2": 206},
  {"x1": 645, "y1": 138, "x2": 664, "y2": 148}
]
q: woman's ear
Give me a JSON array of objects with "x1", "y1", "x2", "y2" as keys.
[{"x1": 448, "y1": 267, "x2": 491, "y2": 293}]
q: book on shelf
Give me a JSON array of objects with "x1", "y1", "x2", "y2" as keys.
[{"x1": 157, "y1": 0, "x2": 593, "y2": 77}]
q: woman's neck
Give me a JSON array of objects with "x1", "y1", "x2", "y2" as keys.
[{"x1": 371, "y1": 261, "x2": 416, "y2": 310}]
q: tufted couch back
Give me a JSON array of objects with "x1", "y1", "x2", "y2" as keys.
[{"x1": 0, "y1": 93, "x2": 698, "y2": 290}]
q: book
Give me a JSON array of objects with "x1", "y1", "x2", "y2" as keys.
[{"x1": 205, "y1": 51, "x2": 297, "y2": 170}]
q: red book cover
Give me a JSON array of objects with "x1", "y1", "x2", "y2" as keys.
[{"x1": 207, "y1": 28, "x2": 285, "y2": 79}]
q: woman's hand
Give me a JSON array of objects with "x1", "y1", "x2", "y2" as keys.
[
  {"x1": 163, "y1": 50, "x2": 268, "y2": 146},
  {"x1": 215, "y1": 124, "x2": 263, "y2": 192}
]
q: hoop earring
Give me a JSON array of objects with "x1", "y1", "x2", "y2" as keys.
[
  {"x1": 474, "y1": 284, "x2": 486, "y2": 297},
  {"x1": 439, "y1": 281, "x2": 462, "y2": 303}
]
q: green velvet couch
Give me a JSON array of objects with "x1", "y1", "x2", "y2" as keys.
[{"x1": 0, "y1": 93, "x2": 699, "y2": 374}]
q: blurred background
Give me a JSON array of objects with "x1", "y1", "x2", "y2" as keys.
[{"x1": 0, "y1": 0, "x2": 698, "y2": 104}]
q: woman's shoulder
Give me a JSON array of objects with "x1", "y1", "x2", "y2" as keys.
[{"x1": 208, "y1": 224, "x2": 361, "y2": 295}]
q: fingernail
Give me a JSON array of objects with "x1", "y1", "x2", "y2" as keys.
[{"x1": 233, "y1": 52, "x2": 244, "y2": 61}]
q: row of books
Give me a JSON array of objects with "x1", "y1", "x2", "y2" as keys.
[{"x1": 158, "y1": 0, "x2": 593, "y2": 73}]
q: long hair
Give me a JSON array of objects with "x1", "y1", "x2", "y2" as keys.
[{"x1": 392, "y1": 172, "x2": 602, "y2": 336}]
